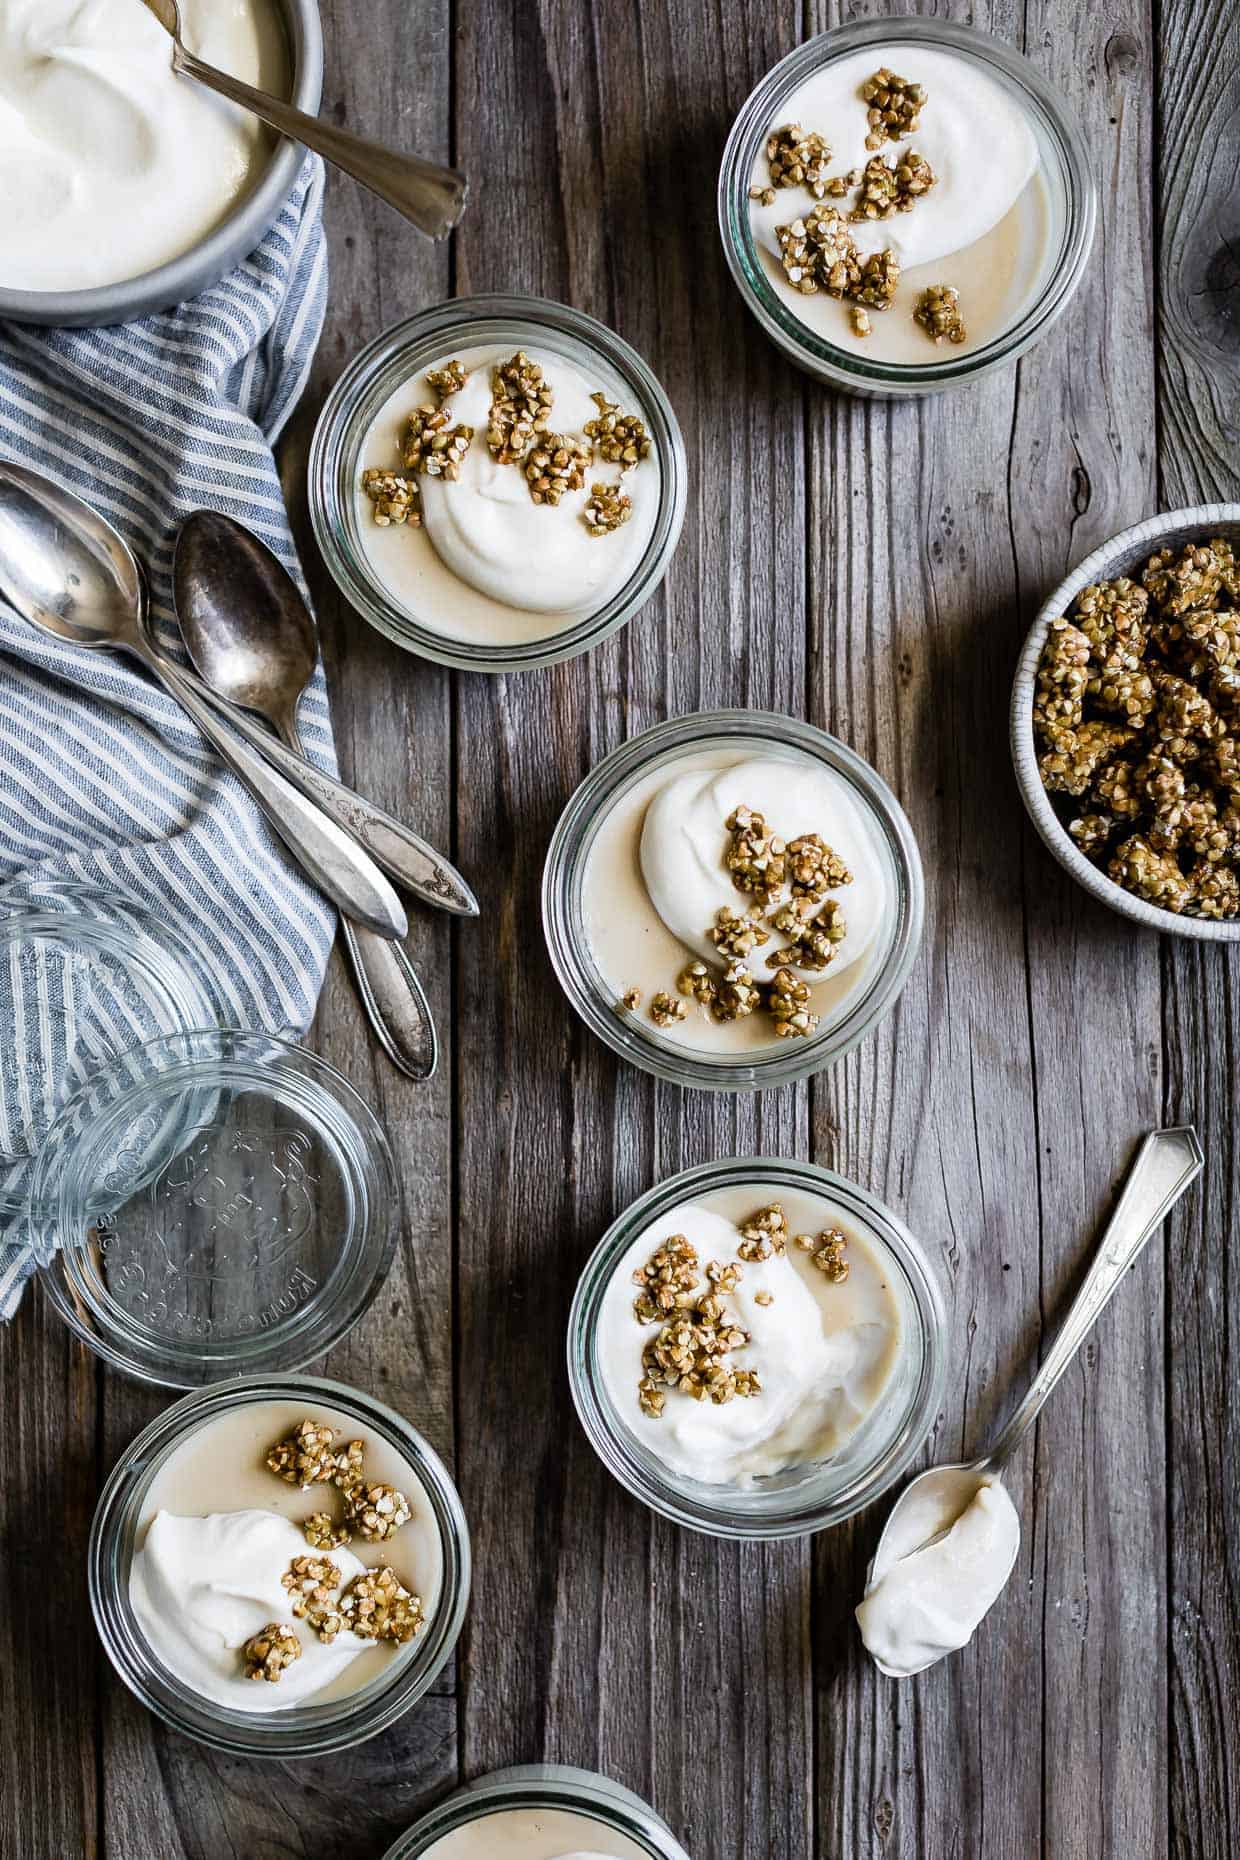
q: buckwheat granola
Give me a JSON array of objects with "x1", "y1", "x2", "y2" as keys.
[
  {"x1": 243, "y1": 1623, "x2": 301, "y2": 1682},
  {"x1": 633, "y1": 1238, "x2": 761, "y2": 1416},
  {"x1": 861, "y1": 67, "x2": 926, "y2": 149},
  {"x1": 913, "y1": 284, "x2": 966, "y2": 346},
  {"x1": 1033, "y1": 536, "x2": 1240, "y2": 917},
  {"x1": 763, "y1": 123, "x2": 833, "y2": 198}
]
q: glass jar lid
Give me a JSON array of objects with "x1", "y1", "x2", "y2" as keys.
[
  {"x1": 28, "y1": 1029, "x2": 399, "y2": 1388},
  {"x1": 0, "y1": 881, "x2": 217, "y2": 1224}
]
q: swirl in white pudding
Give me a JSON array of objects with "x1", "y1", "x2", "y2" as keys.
[
  {"x1": 357, "y1": 346, "x2": 661, "y2": 643},
  {"x1": 639, "y1": 756, "x2": 882, "y2": 977},
  {"x1": 748, "y1": 44, "x2": 1050, "y2": 361},
  {"x1": 130, "y1": 1510, "x2": 373, "y2": 1712},
  {"x1": 599, "y1": 1190, "x2": 901, "y2": 1487},
  {"x1": 0, "y1": 0, "x2": 287, "y2": 293},
  {"x1": 855, "y1": 1468, "x2": 1021, "y2": 1677}
]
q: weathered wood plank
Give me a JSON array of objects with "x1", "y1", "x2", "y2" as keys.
[
  {"x1": 807, "y1": 3, "x2": 1162, "y2": 1857},
  {"x1": 0, "y1": 1310, "x2": 99, "y2": 1860},
  {"x1": 451, "y1": 1, "x2": 814, "y2": 1855},
  {"x1": 96, "y1": 3, "x2": 460, "y2": 1854},
  {"x1": 1157, "y1": 2, "x2": 1240, "y2": 1855}
]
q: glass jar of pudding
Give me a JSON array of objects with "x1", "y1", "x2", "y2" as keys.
[
  {"x1": 719, "y1": 17, "x2": 1096, "y2": 396},
  {"x1": 568, "y1": 1157, "x2": 947, "y2": 1540},
  {"x1": 89, "y1": 1376, "x2": 471, "y2": 1757},
  {"x1": 308, "y1": 295, "x2": 687, "y2": 672},
  {"x1": 541, "y1": 711, "x2": 922, "y2": 1090},
  {"x1": 382, "y1": 1765, "x2": 691, "y2": 1860}
]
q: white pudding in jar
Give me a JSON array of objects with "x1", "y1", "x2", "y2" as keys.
[
  {"x1": 356, "y1": 344, "x2": 661, "y2": 649},
  {"x1": 582, "y1": 746, "x2": 894, "y2": 1057},
  {"x1": 0, "y1": 0, "x2": 288, "y2": 293},
  {"x1": 747, "y1": 44, "x2": 1053, "y2": 363},
  {"x1": 420, "y1": 1810, "x2": 648, "y2": 1860},
  {"x1": 598, "y1": 1182, "x2": 902, "y2": 1488},
  {"x1": 128, "y1": 1397, "x2": 444, "y2": 1713}
]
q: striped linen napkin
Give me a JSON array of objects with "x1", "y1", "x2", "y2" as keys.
[{"x1": 0, "y1": 155, "x2": 336, "y2": 1318}]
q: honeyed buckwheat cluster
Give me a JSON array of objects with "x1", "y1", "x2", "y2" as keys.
[
  {"x1": 1033, "y1": 538, "x2": 1240, "y2": 919},
  {"x1": 264, "y1": 1417, "x2": 415, "y2": 1548},
  {"x1": 630, "y1": 1208, "x2": 851, "y2": 1419},
  {"x1": 279, "y1": 1554, "x2": 425, "y2": 1650},
  {"x1": 619, "y1": 802, "x2": 854, "y2": 1042},
  {"x1": 362, "y1": 353, "x2": 652, "y2": 535}
]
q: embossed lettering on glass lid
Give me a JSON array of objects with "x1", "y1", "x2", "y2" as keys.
[{"x1": 29, "y1": 1030, "x2": 399, "y2": 1388}]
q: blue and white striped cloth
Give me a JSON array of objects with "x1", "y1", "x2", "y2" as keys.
[{"x1": 0, "y1": 155, "x2": 336, "y2": 1317}]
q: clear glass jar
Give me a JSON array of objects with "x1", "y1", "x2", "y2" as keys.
[
  {"x1": 308, "y1": 294, "x2": 687, "y2": 672},
  {"x1": 541, "y1": 710, "x2": 923, "y2": 1091},
  {"x1": 568, "y1": 1157, "x2": 947, "y2": 1539},
  {"x1": 0, "y1": 879, "x2": 218, "y2": 1226},
  {"x1": 382, "y1": 1765, "x2": 691, "y2": 1859},
  {"x1": 89, "y1": 1375, "x2": 471, "y2": 1758},
  {"x1": 28, "y1": 1029, "x2": 399, "y2": 1389},
  {"x1": 718, "y1": 18, "x2": 1096, "y2": 397}
]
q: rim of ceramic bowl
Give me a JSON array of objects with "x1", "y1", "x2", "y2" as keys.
[
  {"x1": 541, "y1": 709, "x2": 925, "y2": 1090},
  {"x1": 307, "y1": 293, "x2": 687, "y2": 673},
  {"x1": 0, "y1": 0, "x2": 324, "y2": 328},
  {"x1": 88, "y1": 1375, "x2": 471, "y2": 1757},
  {"x1": 718, "y1": 16, "x2": 1097, "y2": 398},
  {"x1": 567, "y1": 1156, "x2": 949, "y2": 1541},
  {"x1": 1011, "y1": 503, "x2": 1240, "y2": 941}
]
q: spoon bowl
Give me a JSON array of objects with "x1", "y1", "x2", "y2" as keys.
[
  {"x1": 174, "y1": 510, "x2": 316, "y2": 735},
  {"x1": 0, "y1": 463, "x2": 143, "y2": 648}
]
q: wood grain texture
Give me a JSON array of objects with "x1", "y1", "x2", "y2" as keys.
[
  {"x1": 1158, "y1": 4, "x2": 1240, "y2": 1858},
  {"x1": 2, "y1": 2, "x2": 1238, "y2": 1857}
]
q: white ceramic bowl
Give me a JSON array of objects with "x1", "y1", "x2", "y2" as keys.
[
  {"x1": 1011, "y1": 503, "x2": 1240, "y2": 940},
  {"x1": 0, "y1": 0, "x2": 323, "y2": 327}
]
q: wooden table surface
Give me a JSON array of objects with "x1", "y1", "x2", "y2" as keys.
[{"x1": 4, "y1": 1, "x2": 1238, "y2": 1856}]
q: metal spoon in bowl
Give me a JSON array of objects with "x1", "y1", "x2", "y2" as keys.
[
  {"x1": 174, "y1": 511, "x2": 439, "y2": 1080},
  {"x1": 141, "y1": 0, "x2": 467, "y2": 240},
  {"x1": 0, "y1": 461, "x2": 406, "y2": 941},
  {"x1": 858, "y1": 1125, "x2": 1204, "y2": 1677}
]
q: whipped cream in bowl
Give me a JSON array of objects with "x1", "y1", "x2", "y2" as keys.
[
  {"x1": 568, "y1": 1158, "x2": 948, "y2": 1540},
  {"x1": 90, "y1": 1378, "x2": 471, "y2": 1757},
  {"x1": 719, "y1": 17, "x2": 1095, "y2": 392},
  {"x1": 543, "y1": 711, "x2": 923, "y2": 1091},
  {"x1": 310, "y1": 296, "x2": 686, "y2": 672}
]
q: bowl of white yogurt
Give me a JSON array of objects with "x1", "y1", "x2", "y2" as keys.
[
  {"x1": 0, "y1": 0, "x2": 322, "y2": 326},
  {"x1": 89, "y1": 1376, "x2": 471, "y2": 1756},
  {"x1": 719, "y1": 17, "x2": 1095, "y2": 395},
  {"x1": 568, "y1": 1158, "x2": 948, "y2": 1540},
  {"x1": 382, "y1": 1765, "x2": 692, "y2": 1860},
  {"x1": 542, "y1": 710, "x2": 923, "y2": 1090},
  {"x1": 308, "y1": 295, "x2": 686, "y2": 671}
]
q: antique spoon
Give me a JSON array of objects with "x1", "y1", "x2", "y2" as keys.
[
  {"x1": 0, "y1": 462, "x2": 406, "y2": 940},
  {"x1": 141, "y1": 0, "x2": 468, "y2": 240},
  {"x1": 174, "y1": 511, "x2": 439, "y2": 1080},
  {"x1": 864, "y1": 1124, "x2": 1203, "y2": 1674}
]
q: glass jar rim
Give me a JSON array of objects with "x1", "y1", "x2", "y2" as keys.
[
  {"x1": 382, "y1": 1764, "x2": 691, "y2": 1859},
  {"x1": 567, "y1": 1155, "x2": 948, "y2": 1540},
  {"x1": 0, "y1": 882, "x2": 219, "y2": 1223},
  {"x1": 541, "y1": 709, "x2": 924, "y2": 1091},
  {"x1": 88, "y1": 1374, "x2": 471, "y2": 1758},
  {"x1": 718, "y1": 16, "x2": 1098, "y2": 393},
  {"x1": 31, "y1": 1028, "x2": 400, "y2": 1389},
  {"x1": 308, "y1": 293, "x2": 687, "y2": 672}
]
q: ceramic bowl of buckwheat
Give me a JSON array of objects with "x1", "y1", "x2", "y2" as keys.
[{"x1": 1011, "y1": 504, "x2": 1240, "y2": 940}]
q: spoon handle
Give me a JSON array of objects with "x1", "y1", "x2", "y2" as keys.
[
  {"x1": 142, "y1": 647, "x2": 408, "y2": 940},
  {"x1": 986, "y1": 1127, "x2": 1203, "y2": 1469},
  {"x1": 185, "y1": 677, "x2": 477, "y2": 918},
  {"x1": 339, "y1": 919, "x2": 438, "y2": 1081},
  {"x1": 171, "y1": 45, "x2": 467, "y2": 240}
]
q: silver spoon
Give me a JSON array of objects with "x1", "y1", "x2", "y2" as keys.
[
  {"x1": 0, "y1": 461, "x2": 406, "y2": 941},
  {"x1": 174, "y1": 511, "x2": 439, "y2": 1080},
  {"x1": 863, "y1": 1125, "x2": 1203, "y2": 1675},
  {"x1": 142, "y1": 0, "x2": 468, "y2": 240}
]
